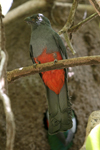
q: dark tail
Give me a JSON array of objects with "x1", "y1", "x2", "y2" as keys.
[{"x1": 46, "y1": 81, "x2": 72, "y2": 135}]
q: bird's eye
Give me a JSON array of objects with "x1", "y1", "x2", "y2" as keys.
[
  {"x1": 38, "y1": 17, "x2": 41, "y2": 19},
  {"x1": 38, "y1": 16, "x2": 42, "y2": 21}
]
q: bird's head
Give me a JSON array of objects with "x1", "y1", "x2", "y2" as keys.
[{"x1": 25, "y1": 13, "x2": 51, "y2": 28}]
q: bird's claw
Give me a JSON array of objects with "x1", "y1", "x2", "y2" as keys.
[
  {"x1": 33, "y1": 63, "x2": 37, "y2": 68},
  {"x1": 54, "y1": 59, "x2": 57, "y2": 64}
]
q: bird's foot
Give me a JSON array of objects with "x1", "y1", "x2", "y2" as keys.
[
  {"x1": 54, "y1": 59, "x2": 57, "y2": 64},
  {"x1": 33, "y1": 63, "x2": 37, "y2": 68}
]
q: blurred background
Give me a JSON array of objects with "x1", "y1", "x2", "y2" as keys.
[{"x1": 0, "y1": 0, "x2": 100, "y2": 150}]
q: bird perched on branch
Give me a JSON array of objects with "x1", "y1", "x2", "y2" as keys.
[{"x1": 25, "y1": 13, "x2": 72, "y2": 135}]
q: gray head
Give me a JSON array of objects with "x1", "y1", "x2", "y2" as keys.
[{"x1": 25, "y1": 13, "x2": 51, "y2": 29}]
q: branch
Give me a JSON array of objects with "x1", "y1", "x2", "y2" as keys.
[
  {"x1": 3, "y1": 0, "x2": 47, "y2": 25},
  {"x1": 68, "y1": 12, "x2": 98, "y2": 33},
  {"x1": 89, "y1": 0, "x2": 100, "y2": 16},
  {"x1": 0, "y1": 6, "x2": 15, "y2": 150},
  {"x1": 3, "y1": 0, "x2": 96, "y2": 25},
  {"x1": 63, "y1": 0, "x2": 79, "y2": 30},
  {"x1": 58, "y1": 0, "x2": 79, "y2": 54},
  {"x1": 58, "y1": 0, "x2": 99, "y2": 55},
  {"x1": 0, "y1": 50, "x2": 6, "y2": 77},
  {"x1": 55, "y1": 2, "x2": 95, "y2": 12},
  {"x1": 0, "y1": 89, "x2": 15, "y2": 150},
  {"x1": 0, "y1": 51, "x2": 15, "y2": 150},
  {"x1": 7, "y1": 55, "x2": 100, "y2": 83}
]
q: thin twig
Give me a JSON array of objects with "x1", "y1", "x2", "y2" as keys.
[
  {"x1": 68, "y1": 12, "x2": 98, "y2": 33},
  {"x1": 7, "y1": 55, "x2": 100, "y2": 83},
  {"x1": 89, "y1": 0, "x2": 100, "y2": 16},
  {"x1": 58, "y1": 0, "x2": 99, "y2": 54},
  {"x1": 59, "y1": 0, "x2": 79, "y2": 34},
  {"x1": 58, "y1": 0, "x2": 79, "y2": 54},
  {"x1": 55, "y1": 2, "x2": 95, "y2": 12},
  {"x1": 63, "y1": 32, "x2": 76, "y2": 54}
]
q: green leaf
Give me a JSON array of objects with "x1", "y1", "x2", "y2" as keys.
[{"x1": 86, "y1": 124, "x2": 100, "y2": 150}]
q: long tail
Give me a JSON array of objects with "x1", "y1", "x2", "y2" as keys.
[{"x1": 46, "y1": 80, "x2": 72, "y2": 135}]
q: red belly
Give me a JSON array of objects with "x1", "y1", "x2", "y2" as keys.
[{"x1": 34, "y1": 48, "x2": 65, "y2": 94}]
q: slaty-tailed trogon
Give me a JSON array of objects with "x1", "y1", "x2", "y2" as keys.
[{"x1": 25, "y1": 13, "x2": 72, "y2": 135}]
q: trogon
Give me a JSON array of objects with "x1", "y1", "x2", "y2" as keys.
[{"x1": 25, "y1": 13, "x2": 72, "y2": 135}]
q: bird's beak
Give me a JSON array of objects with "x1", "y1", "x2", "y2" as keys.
[{"x1": 24, "y1": 17, "x2": 34, "y2": 24}]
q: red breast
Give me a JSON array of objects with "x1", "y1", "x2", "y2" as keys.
[{"x1": 34, "y1": 48, "x2": 65, "y2": 94}]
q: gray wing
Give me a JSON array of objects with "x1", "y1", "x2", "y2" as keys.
[
  {"x1": 30, "y1": 44, "x2": 42, "y2": 78},
  {"x1": 30, "y1": 45, "x2": 35, "y2": 64},
  {"x1": 53, "y1": 32, "x2": 68, "y2": 78},
  {"x1": 53, "y1": 32, "x2": 68, "y2": 59}
]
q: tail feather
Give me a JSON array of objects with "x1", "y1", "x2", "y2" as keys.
[{"x1": 46, "y1": 81, "x2": 72, "y2": 135}]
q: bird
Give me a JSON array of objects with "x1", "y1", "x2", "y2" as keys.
[{"x1": 25, "y1": 13, "x2": 72, "y2": 135}]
